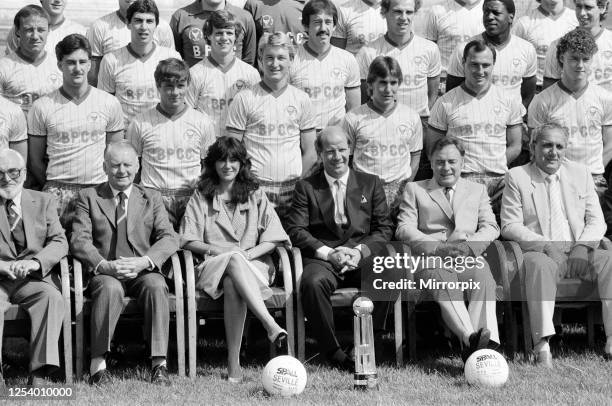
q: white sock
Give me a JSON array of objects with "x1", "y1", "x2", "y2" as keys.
[
  {"x1": 152, "y1": 357, "x2": 166, "y2": 368},
  {"x1": 605, "y1": 336, "x2": 612, "y2": 353},
  {"x1": 534, "y1": 339, "x2": 550, "y2": 353},
  {"x1": 90, "y1": 357, "x2": 106, "y2": 376}
]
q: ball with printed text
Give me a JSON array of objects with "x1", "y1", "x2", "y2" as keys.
[
  {"x1": 262, "y1": 356, "x2": 307, "y2": 397},
  {"x1": 464, "y1": 349, "x2": 509, "y2": 387}
]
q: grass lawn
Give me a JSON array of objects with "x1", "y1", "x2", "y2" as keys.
[{"x1": 2, "y1": 322, "x2": 611, "y2": 405}]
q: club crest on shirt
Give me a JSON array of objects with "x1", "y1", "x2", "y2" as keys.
[
  {"x1": 234, "y1": 79, "x2": 247, "y2": 91},
  {"x1": 493, "y1": 105, "x2": 502, "y2": 115},
  {"x1": 261, "y1": 15, "x2": 274, "y2": 30},
  {"x1": 184, "y1": 129, "x2": 198, "y2": 140},
  {"x1": 87, "y1": 112, "x2": 101, "y2": 122},
  {"x1": 331, "y1": 68, "x2": 345, "y2": 80},
  {"x1": 589, "y1": 106, "x2": 601, "y2": 117},
  {"x1": 512, "y1": 58, "x2": 521, "y2": 67},
  {"x1": 188, "y1": 27, "x2": 204, "y2": 42},
  {"x1": 396, "y1": 124, "x2": 413, "y2": 137},
  {"x1": 286, "y1": 105, "x2": 298, "y2": 118},
  {"x1": 49, "y1": 73, "x2": 61, "y2": 85}
]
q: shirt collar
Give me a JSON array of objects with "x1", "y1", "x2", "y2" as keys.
[
  {"x1": 2, "y1": 191, "x2": 22, "y2": 208},
  {"x1": 109, "y1": 184, "x2": 133, "y2": 200},
  {"x1": 324, "y1": 170, "x2": 350, "y2": 188},
  {"x1": 536, "y1": 166, "x2": 560, "y2": 181}
]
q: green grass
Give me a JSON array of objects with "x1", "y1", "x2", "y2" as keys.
[{"x1": 2, "y1": 325, "x2": 612, "y2": 405}]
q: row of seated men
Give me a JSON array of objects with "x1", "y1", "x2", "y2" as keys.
[
  {"x1": 2, "y1": 120, "x2": 611, "y2": 388},
  {"x1": 2, "y1": 0, "x2": 611, "y2": 234}
]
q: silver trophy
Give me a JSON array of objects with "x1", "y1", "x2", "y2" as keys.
[{"x1": 353, "y1": 297, "x2": 378, "y2": 390}]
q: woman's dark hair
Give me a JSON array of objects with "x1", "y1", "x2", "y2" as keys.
[{"x1": 197, "y1": 137, "x2": 259, "y2": 204}]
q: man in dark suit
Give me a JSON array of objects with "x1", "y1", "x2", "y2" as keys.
[
  {"x1": 396, "y1": 137, "x2": 500, "y2": 361},
  {"x1": 70, "y1": 141, "x2": 179, "y2": 386},
  {"x1": 0, "y1": 149, "x2": 68, "y2": 385},
  {"x1": 286, "y1": 126, "x2": 393, "y2": 370}
]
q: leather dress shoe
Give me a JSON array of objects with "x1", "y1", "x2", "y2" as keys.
[
  {"x1": 535, "y1": 348, "x2": 553, "y2": 368},
  {"x1": 462, "y1": 328, "x2": 490, "y2": 363},
  {"x1": 28, "y1": 367, "x2": 53, "y2": 387},
  {"x1": 151, "y1": 364, "x2": 171, "y2": 386},
  {"x1": 89, "y1": 369, "x2": 112, "y2": 386}
]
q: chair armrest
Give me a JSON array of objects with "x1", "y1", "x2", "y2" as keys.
[
  {"x1": 182, "y1": 250, "x2": 197, "y2": 378},
  {"x1": 60, "y1": 256, "x2": 73, "y2": 383},
  {"x1": 275, "y1": 246, "x2": 295, "y2": 356}
]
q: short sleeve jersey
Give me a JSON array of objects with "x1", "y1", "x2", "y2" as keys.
[
  {"x1": 225, "y1": 82, "x2": 317, "y2": 182},
  {"x1": 543, "y1": 29, "x2": 612, "y2": 93},
  {"x1": 356, "y1": 34, "x2": 441, "y2": 117},
  {"x1": 343, "y1": 101, "x2": 422, "y2": 183},
  {"x1": 27, "y1": 87, "x2": 124, "y2": 184},
  {"x1": 513, "y1": 7, "x2": 577, "y2": 85},
  {"x1": 244, "y1": 0, "x2": 306, "y2": 46},
  {"x1": 332, "y1": 0, "x2": 387, "y2": 55},
  {"x1": 289, "y1": 43, "x2": 360, "y2": 129},
  {"x1": 447, "y1": 33, "x2": 537, "y2": 105},
  {"x1": 0, "y1": 51, "x2": 62, "y2": 115},
  {"x1": 423, "y1": 0, "x2": 484, "y2": 76},
  {"x1": 169, "y1": 1, "x2": 257, "y2": 67},
  {"x1": 6, "y1": 19, "x2": 86, "y2": 58},
  {"x1": 528, "y1": 82, "x2": 612, "y2": 175},
  {"x1": 97, "y1": 44, "x2": 182, "y2": 125},
  {"x1": 86, "y1": 11, "x2": 174, "y2": 57},
  {"x1": 428, "y1": 84, "x2": 525, "y2": 175},
  {"x1": 0, "y1": 96, "x2": 27, "y2": 149},
  {"x1": 186, "y1": 56, "x2": 261, "y2": 137},
  {"x1": 127, "y1": 105, "x2": 216, "y2": 191}
]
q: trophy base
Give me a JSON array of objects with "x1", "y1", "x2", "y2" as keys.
[{"x1": 354, "y1": 373, "x2": 379, "y2": 390}]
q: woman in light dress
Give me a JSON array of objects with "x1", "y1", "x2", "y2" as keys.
[{"x1": 180, "y1": 137, "x2": 290, "y2": 382}]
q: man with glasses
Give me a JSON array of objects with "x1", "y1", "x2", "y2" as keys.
[{"x1": 0, "y1": 149, "x2": 68, "y2": 385}]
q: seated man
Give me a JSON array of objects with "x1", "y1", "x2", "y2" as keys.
[
  {"x1": 285, "y1": 126, "x2": 393, "y2": 370},
  {"x1": 396, "y1": 136, "x2": 500, "y2": 360},
  {"x1": 501, "y1": 122, "x2": 612, "y2": 366},
  {"x1": 0, "y1": 149, "x2": 68, "y2": 385},
  {"x1": 70, "y1": 141, "x2": 179, "y2": 385}
]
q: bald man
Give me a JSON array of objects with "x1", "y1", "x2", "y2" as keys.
[
  {"x1": 70, "y1": 141, "x2": 179, "y2": 386},
  {"x1": 285, "y1": 126, "x2": 394, "y2": 370},
  {"x1": 0, "y1": 149, "x2": 68, "y2": 385}
]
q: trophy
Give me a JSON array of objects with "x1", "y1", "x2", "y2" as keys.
[{"x1": 353, "y1": 297, "x2": 378, "y2": 390}]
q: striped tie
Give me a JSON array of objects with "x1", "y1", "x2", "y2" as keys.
[
  {"x1": 546, "y1": 175, "x2": 564, "y2": 241},
  {"x1": 113, "y1": 192, "x2": 132, "y2": 259},
  {"x1": 6, "y1": 199, "x2": 25, "y2": 253}
]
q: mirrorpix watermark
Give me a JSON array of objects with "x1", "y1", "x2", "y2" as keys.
[{"x1": 362, "y1": 250, "x2": 488, "y2": 301}]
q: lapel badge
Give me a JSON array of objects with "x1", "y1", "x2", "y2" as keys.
[{"x1": 361, "y1": 195, "x2": 367, "y2": 204}]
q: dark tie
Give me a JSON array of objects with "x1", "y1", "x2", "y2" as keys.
[
  {"x1": 444, "y1": 187, "x2": 452, "y2": 202},
  {"x1": 112, "y1": 192, "x2": 133, "y2": 259},
  {"x1": 6, "y1": 199, "x2": 25, "y2": 253}
]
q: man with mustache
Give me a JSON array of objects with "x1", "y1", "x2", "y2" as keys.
[
  {"x1": 543, "y1": 0, "x2": 612, "y2": 92},
  {"x1": 127, "y1": 58, "x2": 216, "y2": 230},
  {"x1": 289, "y1": 0, "x2": 361, "y2": 130},
  {"x1": 529, "y1": 28, "x2": 612, "y2": 193},
  {"x1": 446, "y1": 0, "x2": 537, "y2": 110},
  {"x1": 501, "y1": 122, "x2": 612, "y2": 366},
  {"x1": 28, "y1": 34, "x2": 124, "y2": 228}
]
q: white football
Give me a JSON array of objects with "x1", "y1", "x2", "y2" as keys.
[
  {"x1": 464, "y1": 349, "x2": 509, "y2": 388},
  {"x1": 262, "y1": 355, "x2": 307, "y2": 397}
]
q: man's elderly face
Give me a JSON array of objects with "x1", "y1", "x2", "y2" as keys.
[
  {"x1": 103, "y1": 146, "x2": 139, "y2": 191},
  {"x1": 532, "y1": 128, "x2": 567, "y2": 175},
  {"x1": 0, "y1": 153, "x2": 26, "y2": 200},
  {"x1": 431, "y1": 144, "x2": 463, "y2": 187},
  {"x1": 320, "y1": 129, "x2": 350, "y2": 179}
]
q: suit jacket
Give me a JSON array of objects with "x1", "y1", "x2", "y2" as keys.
[
  {"x1": 285, "y1": 169, "x2": 393, "y2": 261},
  {"x1": 500, "y1": 161, "x2": 605, "y2": 252},
  {"x1": 0, "y1": 189, "x2": 68, "y2": 289},
  {"x1": 70, "y1": 183, "x2": 179, "y2": 276},
  {"x1": 395, "y1": 177, "x2": 499, "y2": 256}
]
